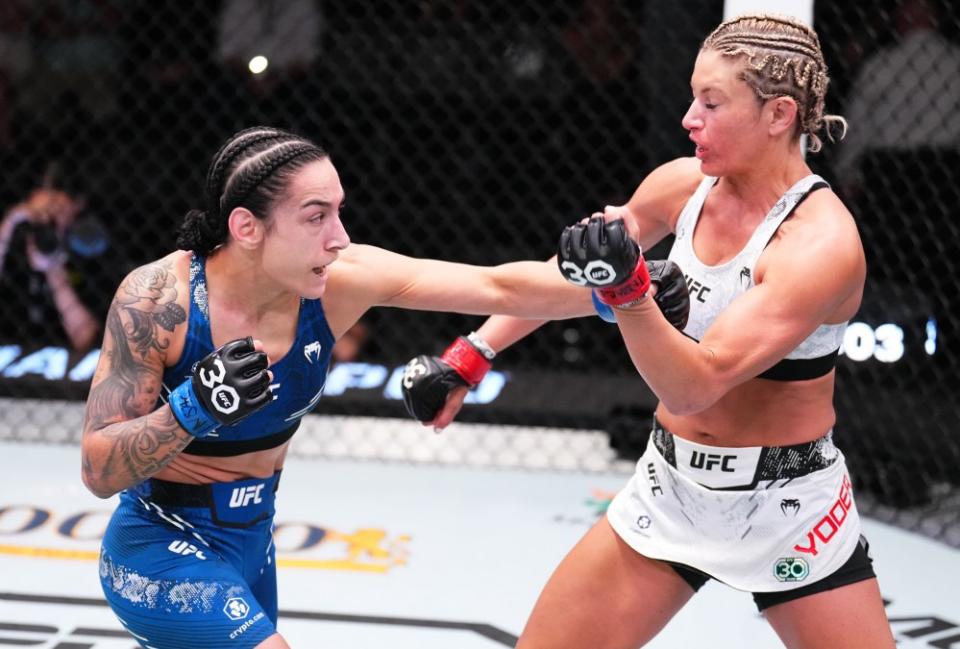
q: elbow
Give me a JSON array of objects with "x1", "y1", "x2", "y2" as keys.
[
  {"x1": 81, "y1": 452, "x2": 118, "y2": 499},
  {"x1": 81, "y1": 472, "x2": 117, "y2": 499},
  {"x1": 659, "y1": 396, "x2": 707, "y2": 417},
  {"x1": 656, "y1": 350, "x2": 734, "y2": 415},
  {"x1": 657, "y1": 381, "x2": 726, "y2": 416}
]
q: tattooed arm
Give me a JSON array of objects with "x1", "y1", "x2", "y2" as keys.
[{"x1": 80, "y1": 257, "x2": 191, "y2": 498}]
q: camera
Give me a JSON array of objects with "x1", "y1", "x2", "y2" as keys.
[{"x1": 28, "y1": 221, "x2": 62, "y2": 255}]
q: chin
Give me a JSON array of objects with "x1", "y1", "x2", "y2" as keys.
[
  {"x1": 301, "y1": 278, "x2": 329, "y2": 300},
  {"x1": 698, "y1": 158, "x2": 725, "y2": 177}
]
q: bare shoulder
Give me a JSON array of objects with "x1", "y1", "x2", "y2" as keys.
[
  {"x1": 326, "y1": 243, "x2": 386, "y2": 293},
  {"x1": 778, "y1": 188, "x2": 862, "y2": 257},
  {"x1": 322, "y1": 244, "x2": 386, "y2": 339},
  {"x1": 85, "y1": 252, "x2": 192, "y2": 427},
  {"x1": 760, "y1": 188, "x2": 865, "y2": 299},
  {"x1": 331, "y1": 243, "x2": 380, "y2": 268},
  {"x1": 627, "y1": 157, "x2": 705, "y2": 231}
]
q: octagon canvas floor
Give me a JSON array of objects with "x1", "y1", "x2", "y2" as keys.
[{"x1": 0, "y1": 441, "x2": 958, "y2": 648}]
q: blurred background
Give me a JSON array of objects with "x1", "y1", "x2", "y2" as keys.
[{"x1": 0, "y1": 0, "x2": 958, "y2": 546}]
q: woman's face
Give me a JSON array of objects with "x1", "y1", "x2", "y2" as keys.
[
  {"x1": 260, "y1": 157, "x2": 350, "y2": 299},
  {"x1": 682, "y1": 49, "x2": 767, "y2": 176}
]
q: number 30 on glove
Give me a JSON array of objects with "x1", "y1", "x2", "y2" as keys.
[
  {"x1": 401, "y1": 333, "x2": 494, "y2": 422},
  {"x1": 558, "y1": 217, "x2": 651, "y2": 307}
]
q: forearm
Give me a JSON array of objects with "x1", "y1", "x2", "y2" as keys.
[
  {"x1": 81, "y1": 405, "x2": 194, "y2": 498},
  {"x1": 614, "y1": 298, "x2": 724, "y2": 415},
  {"x1": 46, "y1": 266, "x2": 100, "y2": 350},
  {"x1": 0, "y1": 219, "x2": 20, "y2": 275},
  {"x1": 490, "y1": 260, "x2": 595, "y2": 320},
  {"x1": 475, "y1": 315, "x2": 549, "y2": 352}
]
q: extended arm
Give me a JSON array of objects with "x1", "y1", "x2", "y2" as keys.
[{"x1": 325, "y1": 244, "x2": 596, "y2": 332}]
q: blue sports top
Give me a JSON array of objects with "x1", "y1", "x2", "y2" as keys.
[{"x1": 161, "y1": 255, "x2": 335, "y2": 456}]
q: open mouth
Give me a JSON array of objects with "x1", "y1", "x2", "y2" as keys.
[{"x1": 312, "y1": 266, "x2": 327, "y2": 276}]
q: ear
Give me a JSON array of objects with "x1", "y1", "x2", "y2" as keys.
[
  {"x1": 227, "y1": 207, "x2": 264, "y2": 249},
  {"x1": 767, "y1": 96, "x2": 799, "y2": 138}
]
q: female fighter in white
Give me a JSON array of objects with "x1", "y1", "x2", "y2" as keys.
[{"x1": 404, "y1": 14, "x2": 896, "y2": 649}]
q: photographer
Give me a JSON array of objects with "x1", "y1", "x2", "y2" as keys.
[{"x1": 0, "y1": 187, "x2": 106, "y2": 351}]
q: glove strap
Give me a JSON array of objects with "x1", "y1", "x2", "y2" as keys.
[
  {"x1": 441, "y1": 335, "x2": 494, "y2": 386},
  {"x1": 591, "y1": 291, "x2": 617, "y2": 323},
  {"x1": 596, "y1": 257, "x2": 651, "y2": 307},
  {"x1": 168, "y1": 380, "x2": 220, "y2": 438}
]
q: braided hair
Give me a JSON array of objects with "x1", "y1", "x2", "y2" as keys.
[
  {"x1": 177, "y1": 127, "x2": 329, "y2": 255},
  {"x1": 702, "y1": 14, "x2": 847, "y2": 152}
]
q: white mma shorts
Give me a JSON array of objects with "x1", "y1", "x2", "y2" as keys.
[{"x1": 606, "y1": 422, "x2": 862, "y2": 593}]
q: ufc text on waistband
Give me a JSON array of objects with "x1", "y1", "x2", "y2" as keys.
[
  {"x1": 651, "y1": 420, "x2": 838, "y2": 490},
  {"x1": 135, "y1": 472, "x2": 281, "y2": 528}
]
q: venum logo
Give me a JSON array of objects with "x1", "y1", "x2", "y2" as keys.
[
  {"x1": 689, "y1": 451, "x2": 736, "y2": 472},
  {"x1": 229, "y1": 484, "x2": 265, "y2": 508},
  {"x1": 780, "y1": 499, "x2": 801, "y2": 516},
  {"x1": 304, "y1": 341, "x2": 323, "y2": 364},
  {"x1": 168, "y1": 540, "x2": 207, "y2": 560}
]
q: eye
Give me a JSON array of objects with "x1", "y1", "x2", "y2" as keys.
[
  {"x1": 704, "y1": 102, "x2": 717, "y2": 110},
  {"x1": 308, "y1": 213, "x2": 326, "y2": 223}
]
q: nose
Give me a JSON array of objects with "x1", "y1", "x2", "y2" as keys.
[
  {"x1": 327, "y1": 215, "x2": 351, "y2": 251},
  {"x1": 682, "y1": 100, "x2": 702, "y2": 131}
]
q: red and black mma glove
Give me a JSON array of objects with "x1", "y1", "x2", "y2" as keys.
[
  {"x1": 401, "y1": 332, "x2": 495, "y2": 422},
  {"x1": 168, "y1": 337, "x2": 272, "y2": 437},
  {"x1": 558, "y1": 217, "x2": 650, "y2": 307},
  {"x1": 590, "y1": 259, "x2": 690, "y2": 329}
]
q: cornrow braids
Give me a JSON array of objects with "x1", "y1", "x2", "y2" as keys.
[
  {"x1": 176, "y1": 127, "x2": 328, "y2": 255},
  {"x1": 204, "y1": 127, "x2": 291, "y2": 218},
  {"x1": 221, "y1": 141, "x2": 322, "y2": 217},
  {"x1": 703, "y1": 14, "x2": 847, "y2": 152}
]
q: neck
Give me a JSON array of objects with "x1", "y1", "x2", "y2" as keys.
[
  {"x1": 719, "y1": 145, "x2": 810, "y2": 213},
  {"x1": 204, "y1": 246, "x2": 298, "y2": 318}
]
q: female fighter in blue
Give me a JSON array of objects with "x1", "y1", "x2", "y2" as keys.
[{"x1": 80, "y1": 126, "x2": 612, "y2": 648}]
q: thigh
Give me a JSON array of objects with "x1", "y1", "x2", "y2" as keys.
[
  {"x1": 517, "y1": 518, "x2": 696, "y2": 649},
  {"x1": 764, "y1": 578, "x2": 895, "y2": 649},
  {"x1": 250, "y1": 543, "x2": 278, "y2": 624},
  {"x1": 255, "y1": 634, "x2": 291, "y2": 648},
  {"x1": 100, "y1": 508, "x2": 278, "y2": 648}
]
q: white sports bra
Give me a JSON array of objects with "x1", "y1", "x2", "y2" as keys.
[{"x1": 667, "y1": 174, "x2": 846, "y2": 380}]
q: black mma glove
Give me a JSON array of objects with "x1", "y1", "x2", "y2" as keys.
[
  {"x1": 591, "y1": 259, "x2": 690, "y2": 329},
  {"x1": 401, "y1": 333, "x2": 495, "y2": 422},
  {"x1": 647, "y1": 259, "x2": 690, "y2": 330},
  {"x1": 168, "y1": 337, "x2": 272, "y2": 437},
  {"x1": 558, "y1": 217, "x2": 650, "y2": 307}
]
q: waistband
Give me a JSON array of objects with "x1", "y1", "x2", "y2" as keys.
[
  {"x1": 132, "y1": 472, "x2": 281, "y2": 528},
  {"x1": 651, "y1": 419, "x2": 839, "y2": 490}
]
